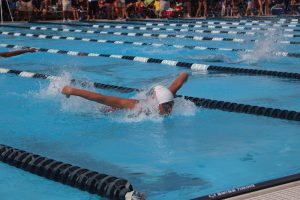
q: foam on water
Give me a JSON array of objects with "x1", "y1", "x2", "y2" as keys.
[
  {"x1": 33, "y1": 71, "x2": 102, "y2": 116},
  {"x1": 36, "y1": 71, "x2": 72, "y2": 98},
  {"x1": 237, "y1": 28, "x2": 287, "y2": 65},
  {"x1": 172, "y1": 97, "x2": 197, "y2": 116}
]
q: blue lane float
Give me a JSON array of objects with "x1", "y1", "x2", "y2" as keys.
[
  {"x1": 1, "y1": 67, "x2": 300, "y2": 122},
  {"x1": 0, "y1": 144, "x2": 144, "y2": 200}
]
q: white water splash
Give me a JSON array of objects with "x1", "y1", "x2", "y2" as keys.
[
  {"x1": 35, "y1": 71, "x2": 72, "y2": 98},
  {"x1": 237, "y1": 28, "x2": 286, "y2": 64},
  {"x1": 112, "y1": 89, "x2": 162, "y2": 123},
  {"x1": 172, "y1": 97, "x2": 197, "y2": 116},
  {"x1": 33, "y1": 71, "x2": 101, "y2": 115},
  {"x1": 114, "y1": 88, "x2": 197, "y2": 123},
  {"x1": 35, "y1": 74, "x2": 197, "y2": 122}
]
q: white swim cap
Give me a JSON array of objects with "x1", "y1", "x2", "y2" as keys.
[{"x1": 153, "y1": 85, "x2": 174, "y2": 104}]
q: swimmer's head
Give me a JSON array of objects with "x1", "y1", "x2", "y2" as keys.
[
  {"x1": 153, "y1": 85, "x2": 174, "y2": 115},
  {"x1": 153, "y1": 85, "x2": 174, "y2": 104}
]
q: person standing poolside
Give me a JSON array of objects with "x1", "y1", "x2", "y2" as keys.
[
  {"x1": 0, "y1": 48, "x2": 36, "y2": 58},
  {"x1": 61, "y1": 72, "x2": 189, "y2": 115},
  {"x1": 19, "y1": 0, "x2": 34, "y2": 21},
  {"x1": 62, "y1": 0, "x2": 73, "y2": 20},
  {"x1": 196, "y1": 0, "x2": 207, "y2": 17},
  {"x1": 87, "y1": 0, "x2": 98, "y2": 20}
]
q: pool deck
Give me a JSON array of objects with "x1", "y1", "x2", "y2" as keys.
[{"x1": 227, "y1": 180, "x2": 300, "y2": 200}]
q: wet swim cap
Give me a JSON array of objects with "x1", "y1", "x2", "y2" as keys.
[{"x1": 153, "y1": 85, "x2": 174, "y2": 104}]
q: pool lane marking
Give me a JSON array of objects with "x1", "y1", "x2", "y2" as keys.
[
  {"x1": 1, "y1": 29, "x2": 300, "y2": 59},
  {"x1": 1, "y1": 43, "x2": 300, "y2": 80},
  {"x1": 2, "y1": 25, "x2": 300, "y2": 45},
  {"x1": 29, "y1": 21, "x2": 300, "y2": 35},
  {"x1": 1, "y1": 67, "x2": 300, "y2": 122}
]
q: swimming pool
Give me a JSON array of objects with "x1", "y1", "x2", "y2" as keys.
[{"x1": 0, "y1": 17, "x2": 300, "y2": 200}]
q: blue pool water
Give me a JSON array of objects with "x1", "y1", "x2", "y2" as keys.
[{"x1": 0, "y1": 18, "x2": 300, "y2": 200}]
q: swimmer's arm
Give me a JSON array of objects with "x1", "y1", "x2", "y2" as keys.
[
  {"x1": 0, "y1": 48, "x2": 36, "y2": 57},
  {"x1": 168, "y1": 72, "x2": 189, "y2": 95},
  {"x1": 62, "y1": 86, "x2": 139, "y2": 109}
]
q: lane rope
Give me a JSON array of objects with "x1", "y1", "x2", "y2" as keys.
[
  {"x1": 126, "y1": 18, "x2": 300, "y2": 24},
  {"x1": 2, "y1": 33, "x2": 300, "y2": 59},
  {"x1": 132, "y1": 20, "x2": 300, "y2": 27},
  {"x1": 1, "y1": 67, "x2": 300, "y2": 121},
  {"x1": 1, "y1": 25, "x2": 299, "y2": 45},
  {"x1": 31, "y1": 22, "x2": 300, "y2": 32},
  {"x1": 1, "y1": 44, "x2": 300, "y2": 80},
  {"x1": 0, "y1": 144, "x2": 144, "y2": 200},
  {"x1": 35, "y1": 18, "x2": 300, "y2": 28},
  {"x1": 0, "y1": 66, "x2": 138, "y2": 93},
  {"x1": 49, "y1": 24, "x2": 300, "y2": 38}
]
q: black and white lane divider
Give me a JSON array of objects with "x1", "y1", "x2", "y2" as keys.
[
  {"x1": 1, "y1": 67, "x2": 300, "y2": 122},
  {"x1": 126, "y1": 18, "x2": 300, "y2": 25},
  {"x1": 0, "y1": 144, "x2": 145, "y2": 200},
  {"x1": 141, "y1": 20, "x2": 300, "y2": 27},
  {"x1": 143, "y1": 20, "x2": 300, "y2": 27},
  {"x1": 85, "y1": 18, "x2": 300, "y2": 26},
  {"x1": 0, "y1": 66, "x2": 139, "y2": 93},
  {"x1": 81, "y1": 18, "x2": 300, "y2": 28},
  {"x1": 2, "y1": 25, "x2": 300, "y2": 45},
  {"x1": 2, "y1": 32, "x2": 300, "y2": 59},
  {"x1": 1, "y1": 44, "x2": 300, "y2": 80},
  {"x1": 90, "y1": 24, "x2": 300, "y2": 37},
  {"x1": 29, "y1": 21, "x2": 300, "y2": 35}
]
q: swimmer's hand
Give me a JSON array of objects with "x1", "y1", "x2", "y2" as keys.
[{"x1": 61, "y1": 86, "x2": 72, "y2": 98}]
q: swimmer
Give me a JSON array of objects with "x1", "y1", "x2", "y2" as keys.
[
  {"x1": 61, "y1": 72, "x2": 189, "y2": 115},
  {"x1": 0, "y1": 48, "x2": 37, "y2": 58}
]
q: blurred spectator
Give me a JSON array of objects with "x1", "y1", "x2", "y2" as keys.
[
  {"x1": 105, "y1": 0, "x2": 114, "y2": 19},
  {"x1": 32, "y1": 0, "x2": 42, "y2": 19},
  {"x1": 87, "y1": 0, "x2": 98, "y2": 20},
  {"x1": 265, "y1": 0, "x2": 271, "y2": 15},
  {"x1": 160, "y1": 0, "x2": 170, "y2": 17},
  {"x1": 135, "y1": 0, "x2": 145, "y2": 17},
  {"x1": 62, "y1": 0, "x2": 72, "y2": 20},
  {"x1": 154, "y1": 0, "x2": 160, "y2": 16},
  {"x1": 116, "y1": 0, "x2": 127, "y2": 18},
  {"x1": 144, "y1": 0, "x2": 156, "y2": 18},
  {"x1": 196, "y1": 0, "x2": 207, "y2": 17},
  {"x1": 71, "y1": 0, "x2": 79, "y2": 20},
  {"x1": 19, "y1": 0, "x2": 33, "y2": 20},
  {"x1": 126, "y1": 0, "x2": 137, "y2": 18},
  {"x1": 257, "y1": 0, "x2": 263, "y2": 15},
  {"x1": 98, "y1": 0, "x2": 106, "y2": 18},
  {"x1": 245, "y1": 0, "x2": 254, "y2": 16},
  {"x1": 183, "y1": 0, "x2": 191, "y2": 17}
]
